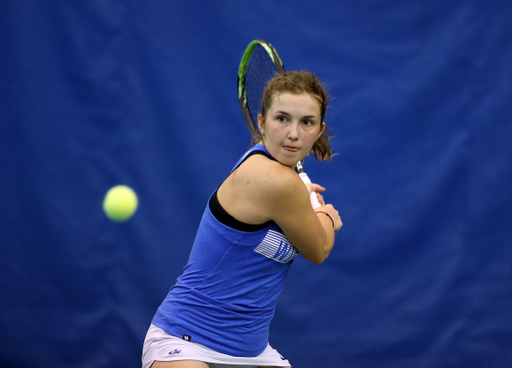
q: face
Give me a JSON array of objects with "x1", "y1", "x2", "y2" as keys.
[{"x1": 258, "y1": 92, "x2": 325, "y2": 168}]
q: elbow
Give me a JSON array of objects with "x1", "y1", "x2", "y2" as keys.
[
  {"x1": 309, "y1": 258, "x2": 325, "y2": 265},
  {"x1": 298, "y1": 234, "x2": 334, "y2": 264},
  {"x1": 310, "y1": 239, "x2": 333, "y2": 264},
  {"x1": 306, "y1": 251, "x2": 330, "y2": 265}
]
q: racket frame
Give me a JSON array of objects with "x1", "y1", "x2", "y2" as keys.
[
  {"x1": 237, "y1": 39, "x2": 285, "y2": 137},
  {"x1": 237, "y1": 39, "x2": 321, "y2": 209}
]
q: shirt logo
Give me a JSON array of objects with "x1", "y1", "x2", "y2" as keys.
[
  {"x1": 254, "y1": 230, "x2": 298, "y2": 263},
  {"x1": 169, "y1": 349, "x2": 182, "y2": 355},
  {"x1": 183, "y1": 334, "x2": 191, "y2": 342}
]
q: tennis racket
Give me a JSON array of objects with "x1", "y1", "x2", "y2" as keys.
[{"x1": 237, "y1": 39, "x2": 321, "y2": 209}]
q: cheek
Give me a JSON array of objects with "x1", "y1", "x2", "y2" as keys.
[
  {"x1": 307, "y1": 127, "x2": 321, "y2": 139},
  {"x1": 315, "y1": 124, "x2": 325, "y2": 140}
]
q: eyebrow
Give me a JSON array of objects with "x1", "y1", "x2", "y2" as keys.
[{"x1": 274, "y1": 111, "x2": 318, "y2": 119}]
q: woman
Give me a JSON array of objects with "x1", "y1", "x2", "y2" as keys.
[{"x1": 142, "y1": 71, "x2": 342, "y2": 368}]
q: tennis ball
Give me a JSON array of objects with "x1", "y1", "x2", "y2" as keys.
[{"x1": 103, "y1": 185, "x2": 138, "y2": 222}]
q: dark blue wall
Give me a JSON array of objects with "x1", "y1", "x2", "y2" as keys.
[{"x1": 1, "y1": 1, "x2": 512, "y2": 367}]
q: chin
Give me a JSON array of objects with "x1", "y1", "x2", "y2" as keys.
[
  {"x1": 280, "y1": 157, "x2": 299, "y2": 168},
  {"x1": 274, "y1": 148, "x2": 303, "y2": 167}
]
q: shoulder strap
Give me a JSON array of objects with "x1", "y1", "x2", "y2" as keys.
[{"x1": 230, "y1": 144, "x2": 275, "y2": 173}]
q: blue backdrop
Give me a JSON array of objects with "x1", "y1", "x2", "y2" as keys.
[{"x1": 1, "y1": 1, "x2": 512, "y2": 367}]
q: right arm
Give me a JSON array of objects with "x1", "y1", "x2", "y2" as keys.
[
  {"x1": 262, "y1": 168, "x2": 341, "y2": 264},
  {"x1": 218, "y1": 154, "x2": 342, "y2": 264},
  {"x1": 219, "y1": 155, "x2": 342, "y2": 264}
]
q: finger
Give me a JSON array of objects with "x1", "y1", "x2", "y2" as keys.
[
  {"x1": 309, "y1": 183, "x2": 326, "y2": 193},
  {"x1": 316, "y1": 193, "x2": 325, "y2": 205}
]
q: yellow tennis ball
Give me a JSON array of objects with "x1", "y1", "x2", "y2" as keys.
[{"x1": 103, "y1": 185, "x2": 138, "y2": 222}]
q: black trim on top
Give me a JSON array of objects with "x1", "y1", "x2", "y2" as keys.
[{"x1": 209, "y1": 149, "x2": 275, "y2": 232}]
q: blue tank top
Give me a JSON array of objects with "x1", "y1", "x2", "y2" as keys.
[{"x1": 151, "y1": 144, "x2": 298, "y2": 357}]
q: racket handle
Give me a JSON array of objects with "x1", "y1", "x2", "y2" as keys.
[{"x1": 297, "y1": 172, "x2": 322, "y2": 209}]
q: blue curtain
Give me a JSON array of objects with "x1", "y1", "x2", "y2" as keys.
[{"x1": 1, "y1": 1, "x2": 511, "y2": 367}]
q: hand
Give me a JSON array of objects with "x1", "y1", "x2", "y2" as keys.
[
  {"x1": 305, "y1": 183, "x2": 326, "y2": 206},
  {"x1": 316, "y1": 204, "x2": 343, "y2": 234},
  {"x1": 315, "y1": 192, "x2": 325, "y2": 206}
]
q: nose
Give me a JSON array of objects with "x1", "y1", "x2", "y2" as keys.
[{"x1": 287, "y1": 122, "x2": 299, "y2": 140}]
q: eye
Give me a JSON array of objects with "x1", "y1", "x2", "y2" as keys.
[
  {"x1": 302, "y1": 119, "x2": 314, "y2": 126},
  {"x1": 277, "y1": 115, "x2": 288, "y2": 122}
]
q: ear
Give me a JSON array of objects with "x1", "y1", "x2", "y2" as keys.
[
  {"x1": 257, "y1": 114, "x2": 265, "y2": 134},
  {"x1": 317, "y1": 122, "x2": 326, "y2": 141}
]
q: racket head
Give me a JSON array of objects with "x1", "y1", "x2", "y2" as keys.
[{"x1": 237, "y1": 39, "x2": 285, "y2": 138}]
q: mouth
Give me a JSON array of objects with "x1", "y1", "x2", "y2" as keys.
[{"x1": 283, "y1": 145, "x2": 299, "y2": 153}]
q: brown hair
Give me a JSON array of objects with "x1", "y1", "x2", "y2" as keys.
[{"x1": 257, "y1": 70, "x2": 333, "y2": 161}]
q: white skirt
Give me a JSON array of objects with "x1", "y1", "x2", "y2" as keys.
[{"x1": 142, "y1": 324, "x2": 291, "y2": 368}]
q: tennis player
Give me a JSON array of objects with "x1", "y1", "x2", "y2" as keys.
[{"x1": 142, "y1": 71, "x2": 342, "y2": 368}]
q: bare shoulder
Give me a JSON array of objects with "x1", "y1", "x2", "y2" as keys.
[
  {"x1": 220, "y1": 153, "x2": 335, "y2": 264},
  {"x1": 238, "y1": 155, "x2": 309, "y2": 216},
  {"x1": 237, "y1": 155, "x2": 304, "y2": 199},
  {"x1": 219, "y1": 154, "x2": 306, "y2": 224}
]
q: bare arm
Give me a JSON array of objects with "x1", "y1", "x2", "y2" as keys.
[
  {"x1": 219, "y1": 154, "x2": 341, "y2": 264},
  {"x1": 263, "y1": 167, "x2": 340, "y2": 264}
]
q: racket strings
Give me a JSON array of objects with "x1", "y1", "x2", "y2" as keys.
[{"x1": 245, "y1": 45, "x2": 279, "y2": 131}]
